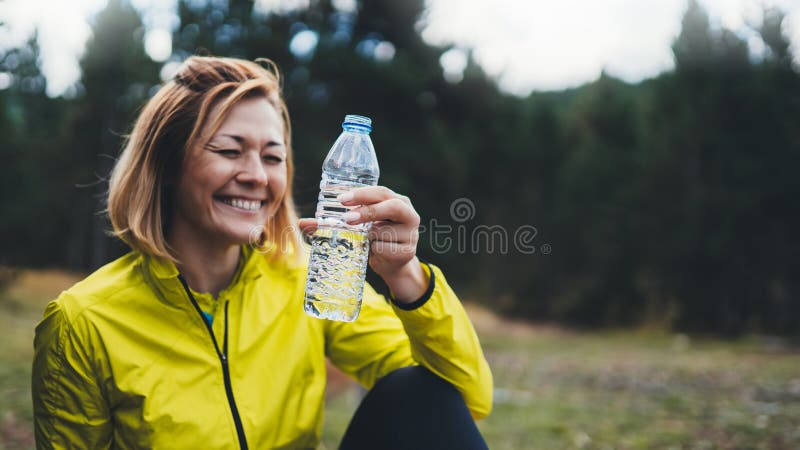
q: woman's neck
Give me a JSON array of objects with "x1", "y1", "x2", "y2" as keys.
[{"x1": 168, "y1": 226, "x2": 241, "y2": 298}]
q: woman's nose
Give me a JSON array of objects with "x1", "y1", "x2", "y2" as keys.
[{"x1": 237, "y1": 152, "x2": 268, "y2": 185}]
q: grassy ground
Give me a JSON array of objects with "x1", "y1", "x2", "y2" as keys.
[
  {"x1": 2, "y1": 270, "x2": 799, "y2": 449},
  {"x1": 320, "y1": 307, "x2": 800, "y2": 450},
  {"x1": 473, "y1": 328, "x2": 799, "y2": 449}
]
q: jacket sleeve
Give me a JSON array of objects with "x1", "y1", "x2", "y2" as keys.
[
  {"x1": 324, "y1": 262, "x2": 493, "y2": 419},
  {"x1": 32, "y1": 297, "x2": 112, "y2": 449}
]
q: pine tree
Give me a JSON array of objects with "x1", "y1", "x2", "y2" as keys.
[{"x1": 67, "y1": 0, "x2": 160, "y2": 269}]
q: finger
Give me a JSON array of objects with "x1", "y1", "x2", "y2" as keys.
[
  {"x1": 368, "y1": 222, "x2": 419, "y2": 244},
  {"x1": 343, "y1": 198, "x2": 420, "y2": 226},
  {"x1": 370, "y1": 241, "x2": 418, "y2": 261},
  {"x1": 337, "y1": 186, "x2": 399, "y2": 206},
  {"x1": 397, "y1": 194, "x2": 412, "y2": 206},
  {"x1": 297, "y1": 218, "x2": 317, "y2": 234}
]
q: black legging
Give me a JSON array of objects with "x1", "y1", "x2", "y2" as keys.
[{"x1": 339, "y1": 366, "x2": 489, "y2": 450}]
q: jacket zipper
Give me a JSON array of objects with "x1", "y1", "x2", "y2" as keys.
[{"x1": 178, "y1": 275, "x2": 249, "y2": 450}]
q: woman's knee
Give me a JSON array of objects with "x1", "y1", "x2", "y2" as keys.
[
  {"x1": 369, "y1": 365, "x2": 463, "y2": 408},
  {"x1": 339, "y1": 366, "x2": 488, "y2": 450}
]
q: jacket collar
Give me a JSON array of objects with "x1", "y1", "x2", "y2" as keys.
[
  {"x1": 144, "y1": 245, "x2": 268, "y2": 284},
  {"x1": 139, "y1": 245, "x2": 303, "y2": 310}
]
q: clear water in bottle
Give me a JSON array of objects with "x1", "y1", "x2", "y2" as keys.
[{"x1": 304, "y1": 115, "x2": 379, "y2": 322}]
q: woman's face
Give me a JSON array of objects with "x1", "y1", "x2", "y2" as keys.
[{"x1": 172, "y1": 95, "x2": 288, "y2": 249}]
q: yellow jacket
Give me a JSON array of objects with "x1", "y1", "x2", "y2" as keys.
[{"x1": 32, "y1": 247, "x2": 493, "y2": 449}]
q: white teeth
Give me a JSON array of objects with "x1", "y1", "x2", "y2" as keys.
[{"x1": 223, "y1": 198, "x2": 261, "y2": 211}]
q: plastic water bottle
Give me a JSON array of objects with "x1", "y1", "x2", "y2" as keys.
[{"x1": 304, "y1": 115, "x2": 380, "y2": 322}]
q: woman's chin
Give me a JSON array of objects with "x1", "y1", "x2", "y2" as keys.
[{"x1": 214, "y1": 224, "x2": 265, "y2": 248}]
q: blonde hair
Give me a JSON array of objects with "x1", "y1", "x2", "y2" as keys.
[{"x1": 108, "y1": 56, "x2": 304, "y2": 266}]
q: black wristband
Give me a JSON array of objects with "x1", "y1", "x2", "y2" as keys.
[{"x1": 390, "y1": 262, "x2": 436, "y2": 311}]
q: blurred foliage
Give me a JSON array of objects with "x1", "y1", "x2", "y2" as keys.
[{"x1": 1, "y1": 0, "x2": 798, "y2": 335}]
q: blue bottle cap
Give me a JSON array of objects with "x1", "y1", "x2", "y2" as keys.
[{"x1": 342, "y1": 115, "x2": 372, "y2": 132}]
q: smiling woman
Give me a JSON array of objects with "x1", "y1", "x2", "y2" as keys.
[
  {"x1": 106, "y1": 57, "x2": 301, "y2": 271},
  {"x1": 30, "y1": 55, "x2": 493, "y2": 449},
  {"x1": 171, "y1": 96, "x2": 289, "y2": 294}
]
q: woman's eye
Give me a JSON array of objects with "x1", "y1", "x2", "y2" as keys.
[
  {"x1": 263, "y1": 155, "x2": 283, "y2": 163},
  {"x1": 215, "y1": 149, "x2": 240, "y2": 157}
]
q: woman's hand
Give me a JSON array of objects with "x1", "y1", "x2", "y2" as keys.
[{"x1": 298, "y1": 186, "x2": 429, "y2": 303}]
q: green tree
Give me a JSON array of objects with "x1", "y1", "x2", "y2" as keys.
[
  {"x1": 640, "y1": 2, "x2": 799, "y2": 334},
  {"x1": 0, "y1": 34, "x2": 73, "y2": 267},
  {"x1": 65, "y1": 0, "x2": 160, "y2": 269}
]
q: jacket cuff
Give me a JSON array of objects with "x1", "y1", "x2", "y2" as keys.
[{"x1": 389, "y1": 262, "x2": 435, "y2": 311}]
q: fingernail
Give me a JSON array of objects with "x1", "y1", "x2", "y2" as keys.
[
  {"x1": 337, "y1": 192, "x2": 354, "y2": 202},
  {"x1": 342, "y1": 211, "x2": 360, "y2": 222}
]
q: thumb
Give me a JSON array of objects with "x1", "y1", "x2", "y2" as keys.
[{"x1": 298, "y1": 218, "x2": 317, "y2": 235}]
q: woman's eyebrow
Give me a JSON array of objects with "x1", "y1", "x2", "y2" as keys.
[
  {"x1": 204, "y1": 134, "x2": 242, "y2": 147},
  {"x1": 211, "y1": 133, "x2": 284, "y2": 148},
  {"x1": 217, "y1": 133, "x2": 245, "y2": 143}
]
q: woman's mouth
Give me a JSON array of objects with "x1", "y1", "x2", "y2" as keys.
[{"x1": 215, "y1": 196, "x2": 265, "y2": 211}]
